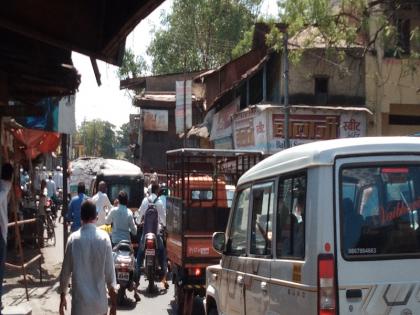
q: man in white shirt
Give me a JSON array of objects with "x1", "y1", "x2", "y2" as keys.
[
  {"x1": 91, "y1": 181, "x2": 112, "y2": 226},
  {"x1": 53, "y1": 166, "x2": 63, "y2": 189},
  {"x1": 46, "y1": 174, "x2": 56, "y2": 198},
  {"x1": 0, "y1": 163, "x2": 13, "y2": 311},
  {"x1": 58, "y1": 200, "x2": 117, "y2": 315},
  {"x1": 136, "y1": 183, "x2": 168, "y2": 289},
  {"x1": 40, "y1": 166, "x2": 48, "y2": 182},
  {"x1": 33, "y1": 166, "x2": 41, "y2": 193}
]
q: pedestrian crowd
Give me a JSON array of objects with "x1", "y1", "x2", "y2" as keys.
[
  {"x1": 60, "y1": 172, "x2": 167, "y2": 314},
  {"x1": 0, "y1": 162, "x2": 167, "y2": 315}
]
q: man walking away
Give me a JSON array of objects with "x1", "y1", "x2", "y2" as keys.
[
  {"x1": 58, "y1": 200, "x2": 117, "y2": 315},
  {"x1": 92, "y1": 181, "x2": 112, "y2": 227},
  {"x1": 46, "y1": 173, "x2": 56, "y2": 198},
  {"x1": 0, "y1": 163, "x2": 13, "y2": 312},
  {"x1": 66, "y1": 182, "x2": 87, "y2": 232},
  {"x1": 53, "y1": 166, "x2": 63, "y2": 190}
]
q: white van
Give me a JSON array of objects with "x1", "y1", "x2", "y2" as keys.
[{"x1": 205, "y1": 137, "x2": 420, "y2": 315}]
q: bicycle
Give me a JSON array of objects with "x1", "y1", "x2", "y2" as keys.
[{"x1": 42, "y1": 209, "x2": 56, "y2": 246}]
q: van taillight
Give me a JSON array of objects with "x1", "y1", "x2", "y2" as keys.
[{"x1": 318, "y1": 254, "x2": 336, "y2": 315}]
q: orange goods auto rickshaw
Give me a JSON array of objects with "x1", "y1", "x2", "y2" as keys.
[{"x1": 165, "y1": 148, "x2": 263, "y2": 315}]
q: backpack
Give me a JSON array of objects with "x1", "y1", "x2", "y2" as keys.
[{"x1": 143, "y1": 197, "x2": 158, "y2": 235}]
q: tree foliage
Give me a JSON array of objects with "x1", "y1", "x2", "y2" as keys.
[
  {"x1": 118, "y1": 48, "x2": 148, "y2": 80},
  {"x1": 268, "y1": 0, "x2": 420, "y2": 63},
  {"x1": 77, "y1": 120, "x2": 117, "y2": 158},
  {"x1": 147, "y1": 0, "x2": 263, "y2": 74},
  {"x1": 116, "y1": 122, "x2": 131, "y2": 148}
]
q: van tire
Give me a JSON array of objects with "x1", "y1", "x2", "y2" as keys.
[{"x1": 175, "y1": 283, "x2": 184, "y2": 315}]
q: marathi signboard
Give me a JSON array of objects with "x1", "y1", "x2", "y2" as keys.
[
  {"x1": 232, "y1": 106, "x2": 368, "y2": 154},
  {"x1": 233, "y1": 108, "x2": 268, "y2": 152},
  {"x1": 143, "y1": 109, "x2": 168, "y2": 132},
  {"x1": 175, "y1": 80, "x2": 192, "y2": 134},
  {"x1": 210, "y1": 98, "x2": 239, "y2": 141}
]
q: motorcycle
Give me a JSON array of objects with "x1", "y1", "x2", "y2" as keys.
[
  {"x1": 144, "y1": 231, "x2": 166, "y2": 292},
  {"x1": 113, "y1": 240, "x2": 137, "y2": 304}
]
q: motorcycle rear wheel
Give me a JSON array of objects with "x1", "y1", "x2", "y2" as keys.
[
  {"x1": 117, "y1": 287, "x2": 125, "y2": 305},
  {"x1": 147, "y1": 267, "x2": 154, "y2": 292}
]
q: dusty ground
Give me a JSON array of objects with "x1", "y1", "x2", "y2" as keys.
[{"x1": 3, "y1": 220, "x2": 65, "y2": 314}]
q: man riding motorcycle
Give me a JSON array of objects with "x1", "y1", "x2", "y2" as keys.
[
  {"x1": 105, "y1": 191, "x2": 140, "y2": 302},
  {"x1": 135, "y1": 183, "x2": 168, "y2": 289}
]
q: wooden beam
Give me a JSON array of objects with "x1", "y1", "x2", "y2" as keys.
[
  {"x1": 90, "y1": 57, "x2": 102, "y2": 87},
  {"x1": 0, "y1": 105, "x2": 43, "y2": 117}
]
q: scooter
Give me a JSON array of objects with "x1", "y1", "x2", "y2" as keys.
[{"x1": 113, "y1": 240, "x2": 137, "y2": 305}]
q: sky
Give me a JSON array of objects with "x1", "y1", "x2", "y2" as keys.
[{"x1": 72, "y1": 0, "x2": 280, "y2": 129}]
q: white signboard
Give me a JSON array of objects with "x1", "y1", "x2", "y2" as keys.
[
  {"x1": 210, "y1": 98, "x2": 239, "y2": 141},
  {"x1": 175, "y1": 80, "x2": 192, "y2": 134},
  {"x1": 143, "y1": 109, "x2": 168, "y2": 132}
]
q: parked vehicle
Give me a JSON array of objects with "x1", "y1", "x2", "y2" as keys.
[
  {"x1": 206, "y1": 137, "x2": 420, "y2": 315},
  {"x1": 166, "y1": 148, "x2": 263, "y2": 315},
  {"x1": 113, "y1": 240, "x2": 136, "y2": 305}
]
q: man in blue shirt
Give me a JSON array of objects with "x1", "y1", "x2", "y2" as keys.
[
  {"x1": 66, "y1": 182, "x2": 88, "y2": 232},
  {"x1": 105, "y1": 191, "x2": 137, "y2": 246}
]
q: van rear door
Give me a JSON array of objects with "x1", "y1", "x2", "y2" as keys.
[{"x1": 335, "y1": 156, "x2": 420, "y2": 314}]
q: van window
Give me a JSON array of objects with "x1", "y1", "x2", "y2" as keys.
[
  {"x1": 226, "y1": 188, "x2": 250, "y2": 256},
  {"x1": 250, "y1": 182, "x2": 274, "y2": 256},
  {"x1": 340, "y1": 165, "x2": 420, "y2": 259},
  {"x1": 276, "y1": 174, "x2": 306, "y2": 259}
]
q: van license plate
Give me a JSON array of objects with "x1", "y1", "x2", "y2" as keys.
[
  {"x1": 117, "y1": 272, "x2": 129, "y2": 281},
  {"x1": 145, "y1": 249, "x2": 155, "y2": 256}
]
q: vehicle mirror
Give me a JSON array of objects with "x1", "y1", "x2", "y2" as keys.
[{"x1": 212, "y1": 232, "x2": 226, "y2": 254}]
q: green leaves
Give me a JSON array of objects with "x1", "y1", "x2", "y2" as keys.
[
  {"x1": 147, "y1": 0, "x2": 263, "y2": 74},
  {"x1": 76, "y1": 120, "x2": 117, "y2": 158},
  {"x1": 118, "y1": 48, "x2": 148, "y2": 80}
]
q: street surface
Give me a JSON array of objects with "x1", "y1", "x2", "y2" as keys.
[{"x1": 118, "y1": 279, "x2": 205, "y2": 315}]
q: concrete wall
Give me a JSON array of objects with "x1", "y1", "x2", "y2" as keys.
[
  {"x1": 366, "y1": 5, "x2": 420, "y2": 136},
  {"x1": 284, "y1": 49, "x2": 365, "y2": 106}
]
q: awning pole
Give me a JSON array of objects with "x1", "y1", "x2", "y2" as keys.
[{"x1": 61, "y1": 134, "x2": 69, "y2": 255}]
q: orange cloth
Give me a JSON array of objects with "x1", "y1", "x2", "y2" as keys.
[{"x1": 12, "y1": 129, "x2": 60, "y2": 159}]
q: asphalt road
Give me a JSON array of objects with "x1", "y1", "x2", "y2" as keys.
[
  {"x1": 55, "y1": 214, "x2": 205, "y2": 315},
  {"x1": 115, "y1": 280, "x2": 205, "y2": 315}
]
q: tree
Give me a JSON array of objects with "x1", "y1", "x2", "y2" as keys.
[
  {"x1": 270, "y1": 0, "x2": 420, "y2": 62},
  {"x1": 77, "y1": 120, "x2": 117, "y2": 158},
  {"x1": 115, "y1": 122, "x2": 131, "y2": 159},
  {"x1": 117, "y1": 48, "x2": 148, "y2": 80},
  {"x1": 147, "y1": 0, "x2": 264, "y2": 74},
  {"x1": 116, "y1": 122, "x2": 131, "y2": 148}
]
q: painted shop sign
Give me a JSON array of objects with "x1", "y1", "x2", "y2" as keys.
[{"x1": 232, "y1": 106, "x2": 367, "y2": 154}]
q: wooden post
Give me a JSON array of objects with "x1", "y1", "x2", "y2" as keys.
[
  {"x1": 61, "y1": 134, "x2": 69, "y2": 253},
  {"x1": 10, "y1": 181, "x2": 30, "y2": 300}
]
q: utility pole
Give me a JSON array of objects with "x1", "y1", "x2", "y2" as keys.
[
  {"x1": 283, "y1": 30, "x2": 290, "y2": 149},
  {"x1": 183, "y1": 55, "x2": 187, "y2": 148}
]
